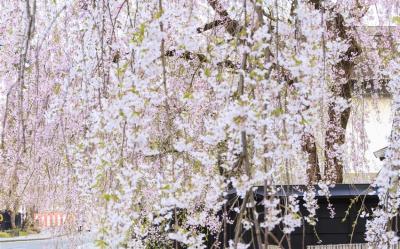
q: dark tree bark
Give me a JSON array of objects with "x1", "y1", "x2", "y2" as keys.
[
  {"x1": 305, "y1": 1, "x2": 362, "y2": 183},
  {"x1": 323, "y1": 13, "x2": 361, "y2": 183},
  {"x1": 9, "y1": 209, "x2": 16, "y2": 229},
  {"x1": 324, "y1": 82, "x2": 352, "y2": 183},
  {"x1": 207, "y1": 0, "x2": 242, "y2": 36},
  {"x1": 303, "y1": 132, "x2": 321, "y2": 184},
  {"x1": 22, "y1": 206, "x2": 36, "y2": 230}
]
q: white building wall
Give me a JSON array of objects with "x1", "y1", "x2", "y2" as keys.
[{"x1": 346, "y1": 97, "x2": 392, "y2": 173}]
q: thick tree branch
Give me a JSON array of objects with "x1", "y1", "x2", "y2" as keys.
[
  {"x1": 207, "y1": 0, "x2": 242, "y2": 36},
  {"x1": 165, "y1": 49, "x2": 207, "y2": 63},
  {"x1": 196, "y1": 19, "x2": 224, "y2": 33}
]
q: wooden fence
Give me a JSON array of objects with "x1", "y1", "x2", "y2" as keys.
[
  {"x1": 307, "y1": 244, "x2": 366, "y2": 249},
  {"x1": 34, "y1": 212, "x2": 73, "y2": 228},
  {"x1": 266, "y1": 244, "x2": 399, "y2": 249},
  {"x1": 307, "y1": 244, "x2": 400, "y2": 249}
]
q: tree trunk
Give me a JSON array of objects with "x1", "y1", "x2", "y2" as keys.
[
  {"x1": 22, "y1": 206, "x2": 36, "y2": 230},
  {"x1": 324, "y1": 97, "x2": 351, "y2": 183},
  {"x1": 303, "y1": 132, "x2": 321, "y2": 184},
  {"x1": 323, "y1": 12, "x2": 360, "y2": 183},
  {"x1": 9, "y1": 209, "x2": 16, "y2": 229},
  {"x1": 310, "y1": 3, "x2": 361, "y2": 183}
]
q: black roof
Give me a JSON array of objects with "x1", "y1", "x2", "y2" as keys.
[
  {"x1": 226, "y1": 184, "x2": 378, "y2": 199},
  {"x1": 374, "y1": 146, "x2": 388, "y2": 161}
]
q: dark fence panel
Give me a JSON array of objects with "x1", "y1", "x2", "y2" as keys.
[
  {"x1": 206, "y1": 184, "x2": 385, "y2": 249},
  {"x1": 0, "y1": 211, "x2": 22, "y2": 230}
]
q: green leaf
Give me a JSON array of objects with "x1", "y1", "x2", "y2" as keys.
[
  {"x1": 101, "y1": 193, "x2": 119, "y2": 202},
  {"x1": 271, "y1": 107, "x2": 284, "y2": 117},
  {"x1": 155, "y1": 9, "x2": 164, "y2": 19},
  {"x1": 95, "y1": 239, "x2": 109, "y2": 249},
  {"x1": 116, "y1": 62, "x2": 129, "y2": 78},
  {"x1": 53, "y1": 83, "x2": 61, "y2": 95},
  {"x1": 131, "y1": 23, "x2": 146, "y2": 44},
  {"x1": 216, "y1": 72, "x2": 223, "y2": 82},
  {"x1": 161, "y1": 184, "x2": 171, "y2": 190},
  {"x1": 393, "y1": 16, "x2": 400, "y2": 25},
  {"x1": 178, "y1": 65, "x2": 186, "y2": 75},
  {"x1": 249, "y1": 71, "x2": 257, "y2": 79},
  {"x1": 239, "y1": 28, "x2": 246, "y2": 37},
  {"x1": 204, "y1": 68, "x2": 211, "y2": 77},
  {"x1": 300, "y1": 118, "x2": 309, "y2": 125},
  {"x1": 207, "y1": 44, "x2": 213, "y2": 53},
  {"x1": 193, "y1": 160, "x2": 202, "y2": 172},
  {"x1": 293, "y1": 213, "x2": 301, "y2": 219},
  {"x1": 214, "y1": 37, "x2": 225, "y2": 45},
  {"x1": 183, "y1": 90, "x2": 193, "y2": 99},
  {"x1": 292, "y1": 55, "x2": 302, "y2": 66},
  {"x1": 129, "y1": 86, "x2": 139, "y2": 94},
  {"x1": 119, "y1": 109, "x2": 125, "y2": 118},
  {"x1": 233, "y1": 116, "x2": 245, "y2": 124}
]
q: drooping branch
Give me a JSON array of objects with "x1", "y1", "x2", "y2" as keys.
[
  {"x1": 1, "y1": 84, "x2": 17, "y2": 150},
  {"x1": 17, "y1": 0, "x2": 36, "y2": 153}
]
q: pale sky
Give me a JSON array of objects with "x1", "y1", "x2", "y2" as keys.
[{"x1": 346, "y1": 98, "x2": 392, "y2": 173}]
